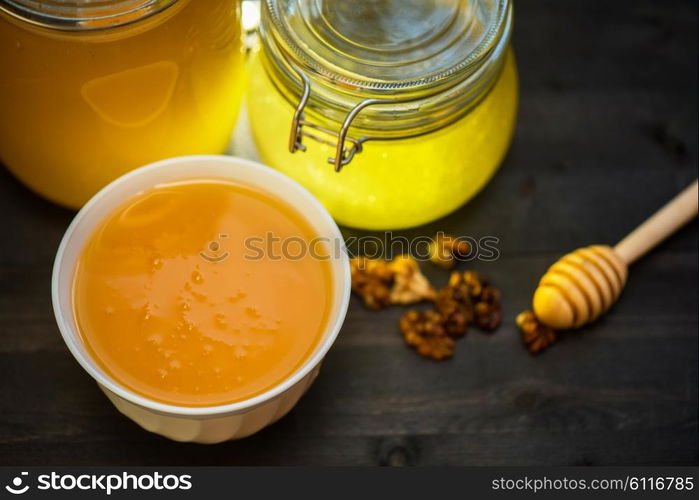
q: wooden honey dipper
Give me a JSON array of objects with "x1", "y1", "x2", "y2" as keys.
[{"x1": 533, "y1": 180, "x2": 698, "y2": 330}]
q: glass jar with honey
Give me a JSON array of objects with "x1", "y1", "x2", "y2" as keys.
[
  {"x1": 0, "y1": 0, "x2": 245, "y2": 208},
  {"x1": 248, "y1": 0, "x2": 518, "y2": 229}
]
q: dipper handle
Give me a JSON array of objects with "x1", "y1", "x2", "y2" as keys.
[{"x1": 614, "y1": 180, "x2": 698, "y2": 265}]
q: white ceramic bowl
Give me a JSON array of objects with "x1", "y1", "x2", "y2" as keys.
[{"x1": 52, "y1": 155, "x2": 350, "y2": 443}]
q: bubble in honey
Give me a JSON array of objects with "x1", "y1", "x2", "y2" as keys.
[
  {"x1": 147, "y1": 333, "x2": 163, "y2": 346},
  {"x1": 191, "y1": 270, "x2": 204, "y2": 284},
  {"x1": 157, "y1": 368, "x2": 168, "y2": 379},
  {"x1": 152, "y1": 256, "x2": 163, "y2": 270},
  {"x1": 245, "y1": 307, "x2": 261, "y2": 319},
  {"x1": 214, "y1": 313, "x2": 227, "y2": 329},
  {"x1": 227, "y1": 290, "x2": 247, "y2": 303},
  {"x1": 169, "y1": 359, "x2": 181, "y2": 370}
]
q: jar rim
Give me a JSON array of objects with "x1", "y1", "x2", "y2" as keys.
[
  {"x1": 263, "y1": 0, "x2": 510, "y2": 96},
  {"x1": 0, "y1": 0, "x2": 178, "y2": 31}
]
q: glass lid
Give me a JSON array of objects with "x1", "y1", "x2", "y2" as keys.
[
  {"x1": 0, "y1": 0, "x2": 178, "y2": 30},
  {"x1": 265, "y1": 0, "x2": 509, "y2": 95}
]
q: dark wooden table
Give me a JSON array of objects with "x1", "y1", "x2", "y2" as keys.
[{"x1": 1, "y1": 0, "x2": 697, "y2": 466}]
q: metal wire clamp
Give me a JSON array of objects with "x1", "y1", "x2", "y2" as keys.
[{"x1": 286, "y1": 62, "x2": 422, "y2": 173}]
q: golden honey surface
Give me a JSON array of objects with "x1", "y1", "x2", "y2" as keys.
[
  {"x1": 72, "y1": 180, "x2": 333, "y2": 407},
  {"x1": 0, "y1": 0, "x2": 245, "y2": 208}
]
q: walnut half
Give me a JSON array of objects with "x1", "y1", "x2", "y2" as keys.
[
  {"x1": 399, "y1": 310, "x2": 455, "y2": 361},
  {"x1": 388, "y1": 255, "x2": 436, "y2": 305},
  {"x1": 350, "y1": 255, "x2": 435, "y2": 310}
]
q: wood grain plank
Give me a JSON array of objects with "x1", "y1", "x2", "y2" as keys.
[{"x1": 0, "y1": 0, "x2": 696, "y2": 465}]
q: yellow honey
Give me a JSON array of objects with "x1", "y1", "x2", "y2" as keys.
[
  {"x1": 73, "y1": 179, "x2": 334, "y2": 407},
  {"x1": 0, "y1": 0, "x2": 245, "y2": 208},
  {"x1": 248, "y1": 50, "x2": 518, "y2": 229}
]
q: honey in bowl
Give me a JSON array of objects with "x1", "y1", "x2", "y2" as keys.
[{"x1": 72, "y1": 180, "x2": 333, "y2": 407}]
